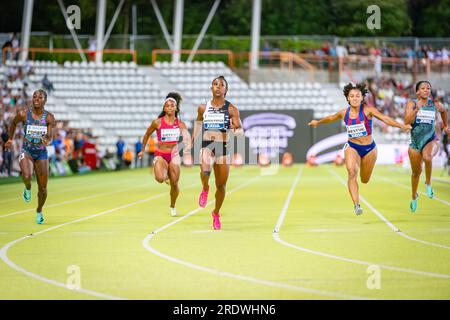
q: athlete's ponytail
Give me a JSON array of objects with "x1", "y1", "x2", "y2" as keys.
[{"x1": 158, "y1": 92, "x2": 182, "y2": 118}]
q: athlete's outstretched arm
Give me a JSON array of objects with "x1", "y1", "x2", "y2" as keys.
[
  {"x1": 368, "y1": 106, "x2": 411, "y2": 132},
  {"x1": 436, "y1": 100, "x2": 450, "y2": 135},
  {"x1": 138, "y1": 120, "x2": 159, "y2": 159},
  {"x1": 192, "y1": 104, "x2": 206, "y2": 145},
  {"x1": 404, "y1": 100, "x2": 419, "y2": 125},
  {"x1": 5, "y1": 110, "x2": 26, "y2": 149},
  {"x1": 308, "y1": 109, "x2": 345, "y2": 127}
]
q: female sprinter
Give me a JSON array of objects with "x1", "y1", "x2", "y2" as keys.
[
  {"x1": 138, "y1": 92, "x2": 191, "y2": 217},
  {"x1": 308, "y1": 83, "x2": 411, "y2": 215},
  {"x1": 404, "y1": 81, "x2": 449, "y2": 212},
  {"x1": 5, "y1": 89, "x2": 56, "y2": 224},
  {"x1": 192, "y1": 76, "x2": 243, "y2": 230}
]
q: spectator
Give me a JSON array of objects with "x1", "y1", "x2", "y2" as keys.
[
  {"x1": 134, "y1": 137, "x2": 143, "y2": 168},
  {"x1": 116, "y1": 136, "x2": 125, "y2": 169},
  {"x1": 0, "y1": 127, "x2": 12, "y2": 176},
  {"x1": 11, "y1": 33, "x2": 19, "y2": 61},
  {"x1": 42, "y1": 74, "x2": 55, "y2": 94},
  {"x1": 1, "y1": 40, "x2": 12, "y2": 63},
  {"x1": 82, "y1": 135, "x2": 98, "y2": 170},
  {"x1": 88, "y1": 37, "x2": 96, "y2": 62},
  {"x1": 262, "y1": 41, "x2": 270, "y2": 65},
  {"x1": 124, "y1": 148, "x2": 133, "y2": 168},
  {"x1": 147, "y1": 135, "x2": 155, "y2": 167}
]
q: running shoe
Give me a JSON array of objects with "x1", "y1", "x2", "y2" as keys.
[
  {"x1": 199, "y1": 189, "x2": 209, "y2": 208},
  {"x1": 36, "y1": 211, "x2": 44, "y2": 224},
  {"x1": 23, "y1": 188, "x2": 31, "y2": 203},
  {"x1": 410, "y1": 193, "x2": 419, "y2": 213},
  {"x1": 212, "y1": 212, "x2": 221, "y2": 230},
  {"x1": 354, "y1": 204, "x2": 363, "y2": 215},
  {"x1": 426, "y1": 184, "x2": 434, "y2": 199},
  {"x1": 170, "y1": 207, "x2": 177, "y2": 217}
]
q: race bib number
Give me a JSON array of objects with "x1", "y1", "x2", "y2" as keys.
[
  {"x1": 204, "y1": 113, "x2": 225, "y2": 130},
  {"x1": 161, "y1": 128, "x2": 180, "y2": 142},
  {"x1": 26, "y1": 125, "x2": 47, "y2": 139},
  {"x1": 346, "y1": 123, "x2": 368, "y2": 138},
  {"x1": 416, "y1": 109, "x2": 435, "y2": 124}
]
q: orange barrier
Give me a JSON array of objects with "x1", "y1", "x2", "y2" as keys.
[
  {"x1": 152, "y1": 49, "x2": 235, "y2": 68},
  {"x1": 248, "y1": 51, "x2": 317, "y2": 81},
  {"x1": 2, "y1": 47, "x2": 137, "y2": 64}
]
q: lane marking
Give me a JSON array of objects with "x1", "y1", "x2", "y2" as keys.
[
  {"x1": 329, "y1": 168, "x2": 450, "y2": 250},
  {"x1": 143, "y1": 175, "x2": 372, "y2": 300},
  {"x1": 0, "y1": 184, "x2": 197, "y2": 299},
  {"x1": 273, "y1": 168, "x2": 450, "y2": 281},
  {"x1": 378, "y1": 176, "x2": 450, "y2": 206}
]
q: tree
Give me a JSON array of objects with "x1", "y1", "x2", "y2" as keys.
[{"x1": 330, "y1": 0, "x2": 412, "y2": 36}]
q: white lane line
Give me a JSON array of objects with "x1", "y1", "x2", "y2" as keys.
[
  {"x1": 272, "y1": 169, "x2": 450, "y2": 280},
  {"x1": 0, "y1": 172, "x2": 200, "y2": 215},
  {"x1": 143, "y1": 175, "x2": 371, "y2": 300},
  {"x1": 0, "y1": 182, "x2": 151, "y2": 218},
  {"x1": 273, "y1": 169, "x2": 302, "y2": 233},
  {"x1": 378, "y1": 176, "x2": 450, "y2": 207},
  {"x1": 0, "y1": 178, "x2": 140, "y2": 204},
  {"x1": 329, "y1": 168, "x2": 450, "y2": 250},
  {"x1": 0, "y1": 184, "x2": 196, "y2": 300}
]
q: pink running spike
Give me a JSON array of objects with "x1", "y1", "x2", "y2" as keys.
[
  {"x1": 199, "y1": 189, "x2": 209, "y2": 208},
  {"x1": 212, "y1": 212, "x2": 221, "y2": 230}
]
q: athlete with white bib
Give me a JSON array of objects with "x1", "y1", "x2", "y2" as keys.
[
  {"x1": 192, "y1": 76, "x2": 243, "y2": 230},
  {"x1": 139, "y1": 92, "x2": 191, "y2": 217},
  {"x1": 404, "y1": 81, "x2": 449, "y2": 212},
  {"x1": 309, "y1": 83, "x2": 411, "y2": 215},
  {"x1": 5, "y1": 89, "x2": 56, "y2": 224}
]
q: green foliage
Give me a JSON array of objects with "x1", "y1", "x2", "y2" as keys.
[{"x1": 330, "y1": 0, "x2": 412, "y2": 36}]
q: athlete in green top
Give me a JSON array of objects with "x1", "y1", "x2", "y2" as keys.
[{"x1": 404, "y1": 81, "x2": 449, "y2": 212}]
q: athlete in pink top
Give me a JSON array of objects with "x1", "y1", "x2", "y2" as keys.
[{"x1": 139, "y1": 92, "x2": 191, "y2": 217}]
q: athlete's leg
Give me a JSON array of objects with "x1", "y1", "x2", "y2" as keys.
[
  {"x1": 19, "y1": 152, "x2": 33, "y2": 190},
  {"x1": 168, "y1": 157, "x2": 181, "y2": 208},
  {"x1": 200, "y1": 148, "x2": 213, "y2": 190},
  {"x1": 212, "y1": 156, "x2": 230, "y2": 215},
  {"x1": 408, "y1": 147, "x2": 423, "y2": 199},
  {"x1": 34, "y1": 159, "x2": 49, "y2": 213},
  {"x1": 198, "y1": 148, "x2": 214, "y2": 208},
  {"x1": 422, "y1": 140, "x2": 440, "y2": 185},
  {"x1": 153, "y1": 156, "x2": 169, "y2": 183},
  {"x1": 360, "y1": 147, "x2": 378, "y2": 184},
  {"x1": 344, "y1": 146, "x2": 361, "y2": 206}
]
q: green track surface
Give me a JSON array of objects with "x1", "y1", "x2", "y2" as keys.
[{"x1": 0, "y1": 165, "x2": 449, "y2": 300}]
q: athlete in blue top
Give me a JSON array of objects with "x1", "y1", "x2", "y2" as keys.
[
  {"x1": 309, "y1": 83, "x2": 411, "y2": 215},
  {"x1": 5, "y1": 89, "x2": 56, "y2": 224},
  {"x1": 404, "y1": 81, "x2": 449, "y2": 212}
]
